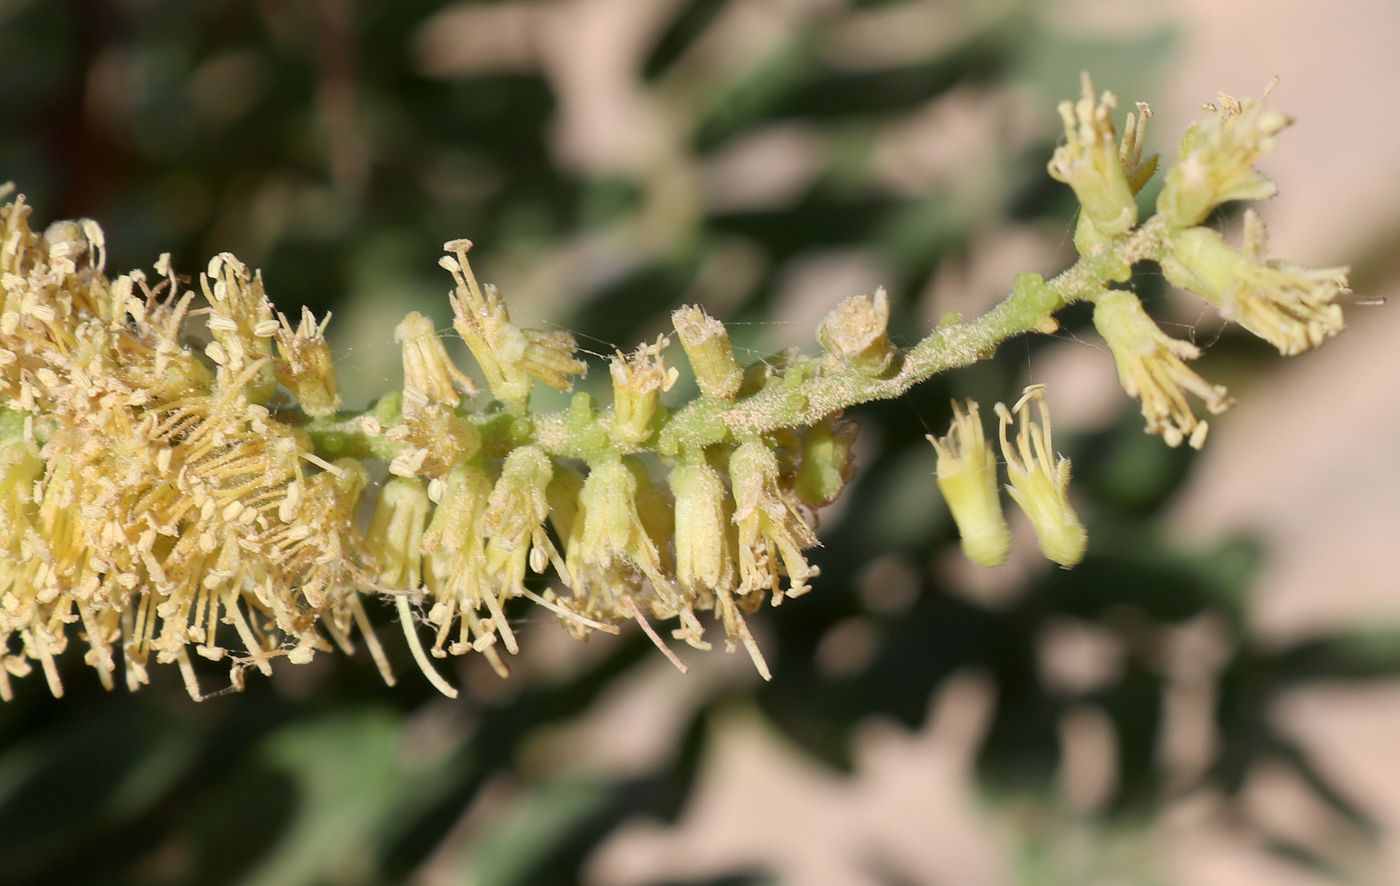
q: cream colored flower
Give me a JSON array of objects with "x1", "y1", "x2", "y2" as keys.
[
  {"x1": 1092, "y1": 290, "x2": 1231, "y2": 448},
  {"x1": 1163, "y1": 212, "x2": 1348, "y2": 356},
  {"x1": 729, "y1": 440, "x2": 820, "y2": 603},
  {"x1": 928, "y1": 400, "x2": 1010, "y2": 567},
  {"x1": 395, "y1": 311, "x2": 476, "y2": 409},
  {"x1": 442, "y1": 240, "x2": 585, "y2": 406},
  {"x1": 1047, "y1": 73, "x2": 1141, "y2": 240},
  {"x1": 1159, "y1": 92, "x2": 1291, "y2": 228},
  {"x1": 274, "y1": 306, "x2": 342, "y2": 418},
  {"x1": 610, "y1": 336, "x2": 677, "y2": 446},
  {"x1": 995, "y1": 386, "x2": 1086, "y2": 568}
]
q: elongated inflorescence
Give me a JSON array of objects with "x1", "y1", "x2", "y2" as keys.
[{"x1": 0, "y1": 76, "x2": 1353, "y2": 701}]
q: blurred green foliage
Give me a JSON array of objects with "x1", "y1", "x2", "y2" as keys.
[{"x1": 0, "y1": 1, "x2": 1390, "y2": 883}]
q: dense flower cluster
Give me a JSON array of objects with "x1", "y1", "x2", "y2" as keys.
[
  {"x1": 0, "y1": 195, "x2": 850, "y2": 699},
  {"x1": 0, "y1": 199, "x2": 382, "y2": 700},
  {"x1": 0, "y1": 78, "x2": 1353, "y2": 701}
]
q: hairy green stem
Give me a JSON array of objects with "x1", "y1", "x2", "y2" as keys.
[{"x1": 300, "y1": 214, "x2": 1170, "y2": 465}]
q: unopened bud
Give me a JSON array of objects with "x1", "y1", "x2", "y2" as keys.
[
  {"x1": 672, "y1": 305, "x2": 742, "y2": 399},
  {"x1": 610, "y1": 336, "x2": 677, "y2": 446},
  {"x1": 817, "y1": 288, "x2": 893, "y2": 376},
  {"x1": 794, "y1": 419, "x2": 858, "y2": 508}
]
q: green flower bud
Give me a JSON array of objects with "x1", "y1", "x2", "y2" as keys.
[
  {"x1": 1092, "y1": 290, "x2": 1230, "y2": 449},
  {"x1": 995, "y1": 386, "x2": 1086, "y2": 568},
  {"x1": 795, "y1": 419, "x2": 858, "y2": 508},
  {"x1": 927, "y1": 400, "x2": 1010, "y2": 568},
  {"x1": 672, "y1": 305, "x2": 742, "y2": 399}
]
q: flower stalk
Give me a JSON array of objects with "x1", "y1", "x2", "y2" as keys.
[{"x1": 0, "y1": 76, "x2": 1353, "y2": 700}]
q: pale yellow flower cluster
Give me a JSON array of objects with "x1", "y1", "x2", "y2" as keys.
[
  {"x1": 0, "y1": 195, "x2": 378, "y2": 701},
  {"x1": 0, "y1": 197, "x2": 851, "y2": 699}
]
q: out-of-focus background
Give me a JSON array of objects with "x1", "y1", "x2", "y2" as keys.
[{"x1": 3, "y1": 1, "x2": 1399, "y2": 883}]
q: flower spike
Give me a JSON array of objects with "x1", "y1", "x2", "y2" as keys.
[{"x1": 0, "y1": 72, "x2": 1353, "y2": 699}]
